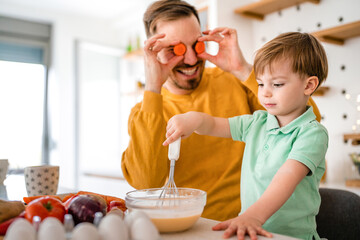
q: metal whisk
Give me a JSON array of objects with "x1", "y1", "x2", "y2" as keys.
[{"x1": 159, "y1": 137, "x2": 181, "y2": 205}]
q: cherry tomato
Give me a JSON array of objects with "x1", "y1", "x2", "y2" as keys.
[
  {"x1": 107, "y1": 200, "x2": 127, "y2": 212},
  {"x1": 25, "y1": 196, "x2": 66, "y2": 223}
]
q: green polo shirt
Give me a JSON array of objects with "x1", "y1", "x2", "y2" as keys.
[{"x1": 229, "y1": 106, "x2": 328, "y2": 240}]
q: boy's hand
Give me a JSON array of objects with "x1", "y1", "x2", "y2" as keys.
[
  {"x1": 163, "y1": 112, "x2": 202, "y2": 146},
  {"x1": 212, "y1": 214, "x2": 273, "y2": 240}
]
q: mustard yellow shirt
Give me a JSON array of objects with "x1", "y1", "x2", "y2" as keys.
[{"x1": 122, "y1": 67, "x2": 263, "y2": 221}]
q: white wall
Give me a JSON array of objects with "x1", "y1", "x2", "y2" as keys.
[
  {"x1": 213, "y1": 0, "x2": 255, "y2": 65},
  {"x1": 0, "y1": 2, "x2": 124, "y2": 190}
]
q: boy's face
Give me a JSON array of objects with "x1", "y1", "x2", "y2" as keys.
[
  {"x1": 256, "y1": 58, "x2": 310, "y2": 126},
  {"x1": 155, "y1": 15, "x2": 205, "y2": 93}
]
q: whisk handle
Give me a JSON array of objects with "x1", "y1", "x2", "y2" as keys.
[{"x1": 168, "y1": 137, "x2": 181, "y2": 161}]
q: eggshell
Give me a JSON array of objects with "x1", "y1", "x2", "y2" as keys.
[
  {"x1": 130, "y1": 217, "x2": 160, "y2": 240},
  {"x1": 5, "y1": 218, "x2": 36, "y2": 240},
  {"x1": 72, "y1": 222, "x2": 100, "y2": 240},
  {"x1": 38, "y1": 217, "x2": 66, "y2": 240},
  {"x1": 98, "y1": 214, "x2": 128, "y2": 240},
  {"x1": 124, "y1": 209, "x2": 150, "y2": 228},
  {"x1": 107, "y1": 208, "x2": 125, "y2": 219}
]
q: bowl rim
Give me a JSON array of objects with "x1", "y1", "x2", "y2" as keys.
[
  {"x1": 125, "y1": 187, "x2": 207, "y2": 207},
  {"x1": 125, "y1": 187, "x2": 207, "y2": 212},
  {"x1": 125, "y1": 187, "x2": 207, "y2": 198}
]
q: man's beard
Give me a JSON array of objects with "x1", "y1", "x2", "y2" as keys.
[{"x1": 173, "y1": 77, "x2": 201, "y2": 90}]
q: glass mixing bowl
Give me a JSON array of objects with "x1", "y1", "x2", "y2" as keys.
[{"x1": 125, "y1": 188, "x2": 207, "y2": 233}]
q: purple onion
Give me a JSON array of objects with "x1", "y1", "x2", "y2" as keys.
[{"x1": 67, "y1": 195, "x2": 107, "y2": 225}]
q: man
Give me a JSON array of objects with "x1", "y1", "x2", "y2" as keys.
[{"x1": 121, "y1": 0, "x2": 320, "y2": 221}]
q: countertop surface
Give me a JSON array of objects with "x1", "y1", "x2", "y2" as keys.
[
  {"x1": 161, "y1": 218, "x2": 299, "y2": 240},
  {"x1": 0, "y1": 218, "x2": 298, "y2": 240},
  {"x1": 0, "y1": 174, "x2": 330, "y2": 239}
]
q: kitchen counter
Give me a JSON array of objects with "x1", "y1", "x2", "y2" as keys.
[
  {"x1": 1, "y1": 175, "x2": 299, "y2": 239},
  {"x1": 0, "y1": 217, "x2": 298, "y2": 240},
  {"x1": 161, "y1": 218, "x2": 299, "y2": 240}
]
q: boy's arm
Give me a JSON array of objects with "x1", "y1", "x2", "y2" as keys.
[
  {"x1": 245, "y1": 159, "x2": 309, "y2": 223},
  {"x1": 163, "y1": 111, "x2": 231, "y2": 146},
  {"x1": 213, "y1": 159, "x2": 309, "y2": 239}
]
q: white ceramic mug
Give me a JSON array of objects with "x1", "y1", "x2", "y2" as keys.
[
  {"x1": 0, "y1": 159, "x2": 9, "y2": 185},
  {"x1": 24, "y1": 165, "x2": 59, "y2": 196}
]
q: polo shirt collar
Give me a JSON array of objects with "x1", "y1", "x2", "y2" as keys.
[{"x1": 266, "y1": 106, "x2": 316, "y2": 134}]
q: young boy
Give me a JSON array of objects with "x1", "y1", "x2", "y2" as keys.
[{"x1": 163, "y1": 32, "x2": 328, "y2": 240}]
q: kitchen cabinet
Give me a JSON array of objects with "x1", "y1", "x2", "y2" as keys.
[{"x1": 234, "y1": 0, "x2": 320, "y2": 21}]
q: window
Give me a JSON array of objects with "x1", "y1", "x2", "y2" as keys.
[
  {"x1": 0, "y1": 16, "x2": 51, "y2": 170},
  {"x1": 0, "y1": 60, "x2": 45, "y2": 168}
]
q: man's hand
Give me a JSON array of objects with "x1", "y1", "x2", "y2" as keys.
[
  {"x1": 212, "y1": 214, "x2": 273, "y2": 240},
  {"x1": 197, "y1": 27, "x2": 252, "y2": 81},
  {"x1": 144, "y1": 33, "x2": 183, "y2": 93}
]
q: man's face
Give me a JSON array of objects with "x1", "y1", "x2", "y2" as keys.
[{"x1": 156, "y1": 15, "x2": 205, "y2": 93}]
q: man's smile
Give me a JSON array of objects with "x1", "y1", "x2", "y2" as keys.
[{"x1": 176, "y1": 66, "x2": 198, "y2": 77}]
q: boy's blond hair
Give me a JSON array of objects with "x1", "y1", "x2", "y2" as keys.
[{"x1": 254, "y1": 32, "x2": 328, "y2": 89}]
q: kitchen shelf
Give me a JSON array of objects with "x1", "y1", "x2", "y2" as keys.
[
  {"x1": 313, "y1": 86, "x2": 330, "y2": 96},
  {"x1": 83, "y1": 171, "x2": 126, "y2": 181},
  {"x1": 344, "y1": 133, "x2": 360, "y2": 145},
  {"x1": 346, "y1": 179, "x2": 360, "y2": 188},
  {"x1": 234, "y1": 0, "x2": 320, "y2": 21},
  {"x1": 311, "y1": 20, "x2": 360, "y2": 45},
  {"x1": 123, "y1": 49, "x2": 143, "y2": 59}
]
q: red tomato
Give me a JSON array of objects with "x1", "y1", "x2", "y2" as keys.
[{"x1": 25, "y1": 196, "x2": 66, "y2": 223}]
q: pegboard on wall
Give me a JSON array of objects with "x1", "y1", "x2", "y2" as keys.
[{"x1": 246, "y1": 0, "x2": 360, "y2": 183}]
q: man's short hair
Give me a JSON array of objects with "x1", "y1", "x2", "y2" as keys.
[
  {"x1": 143, "y1": 0, "x2": 200, "y2": 38},
  {"x1": 254, "y1": 32, "x2": 328, "y2": 86}
]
